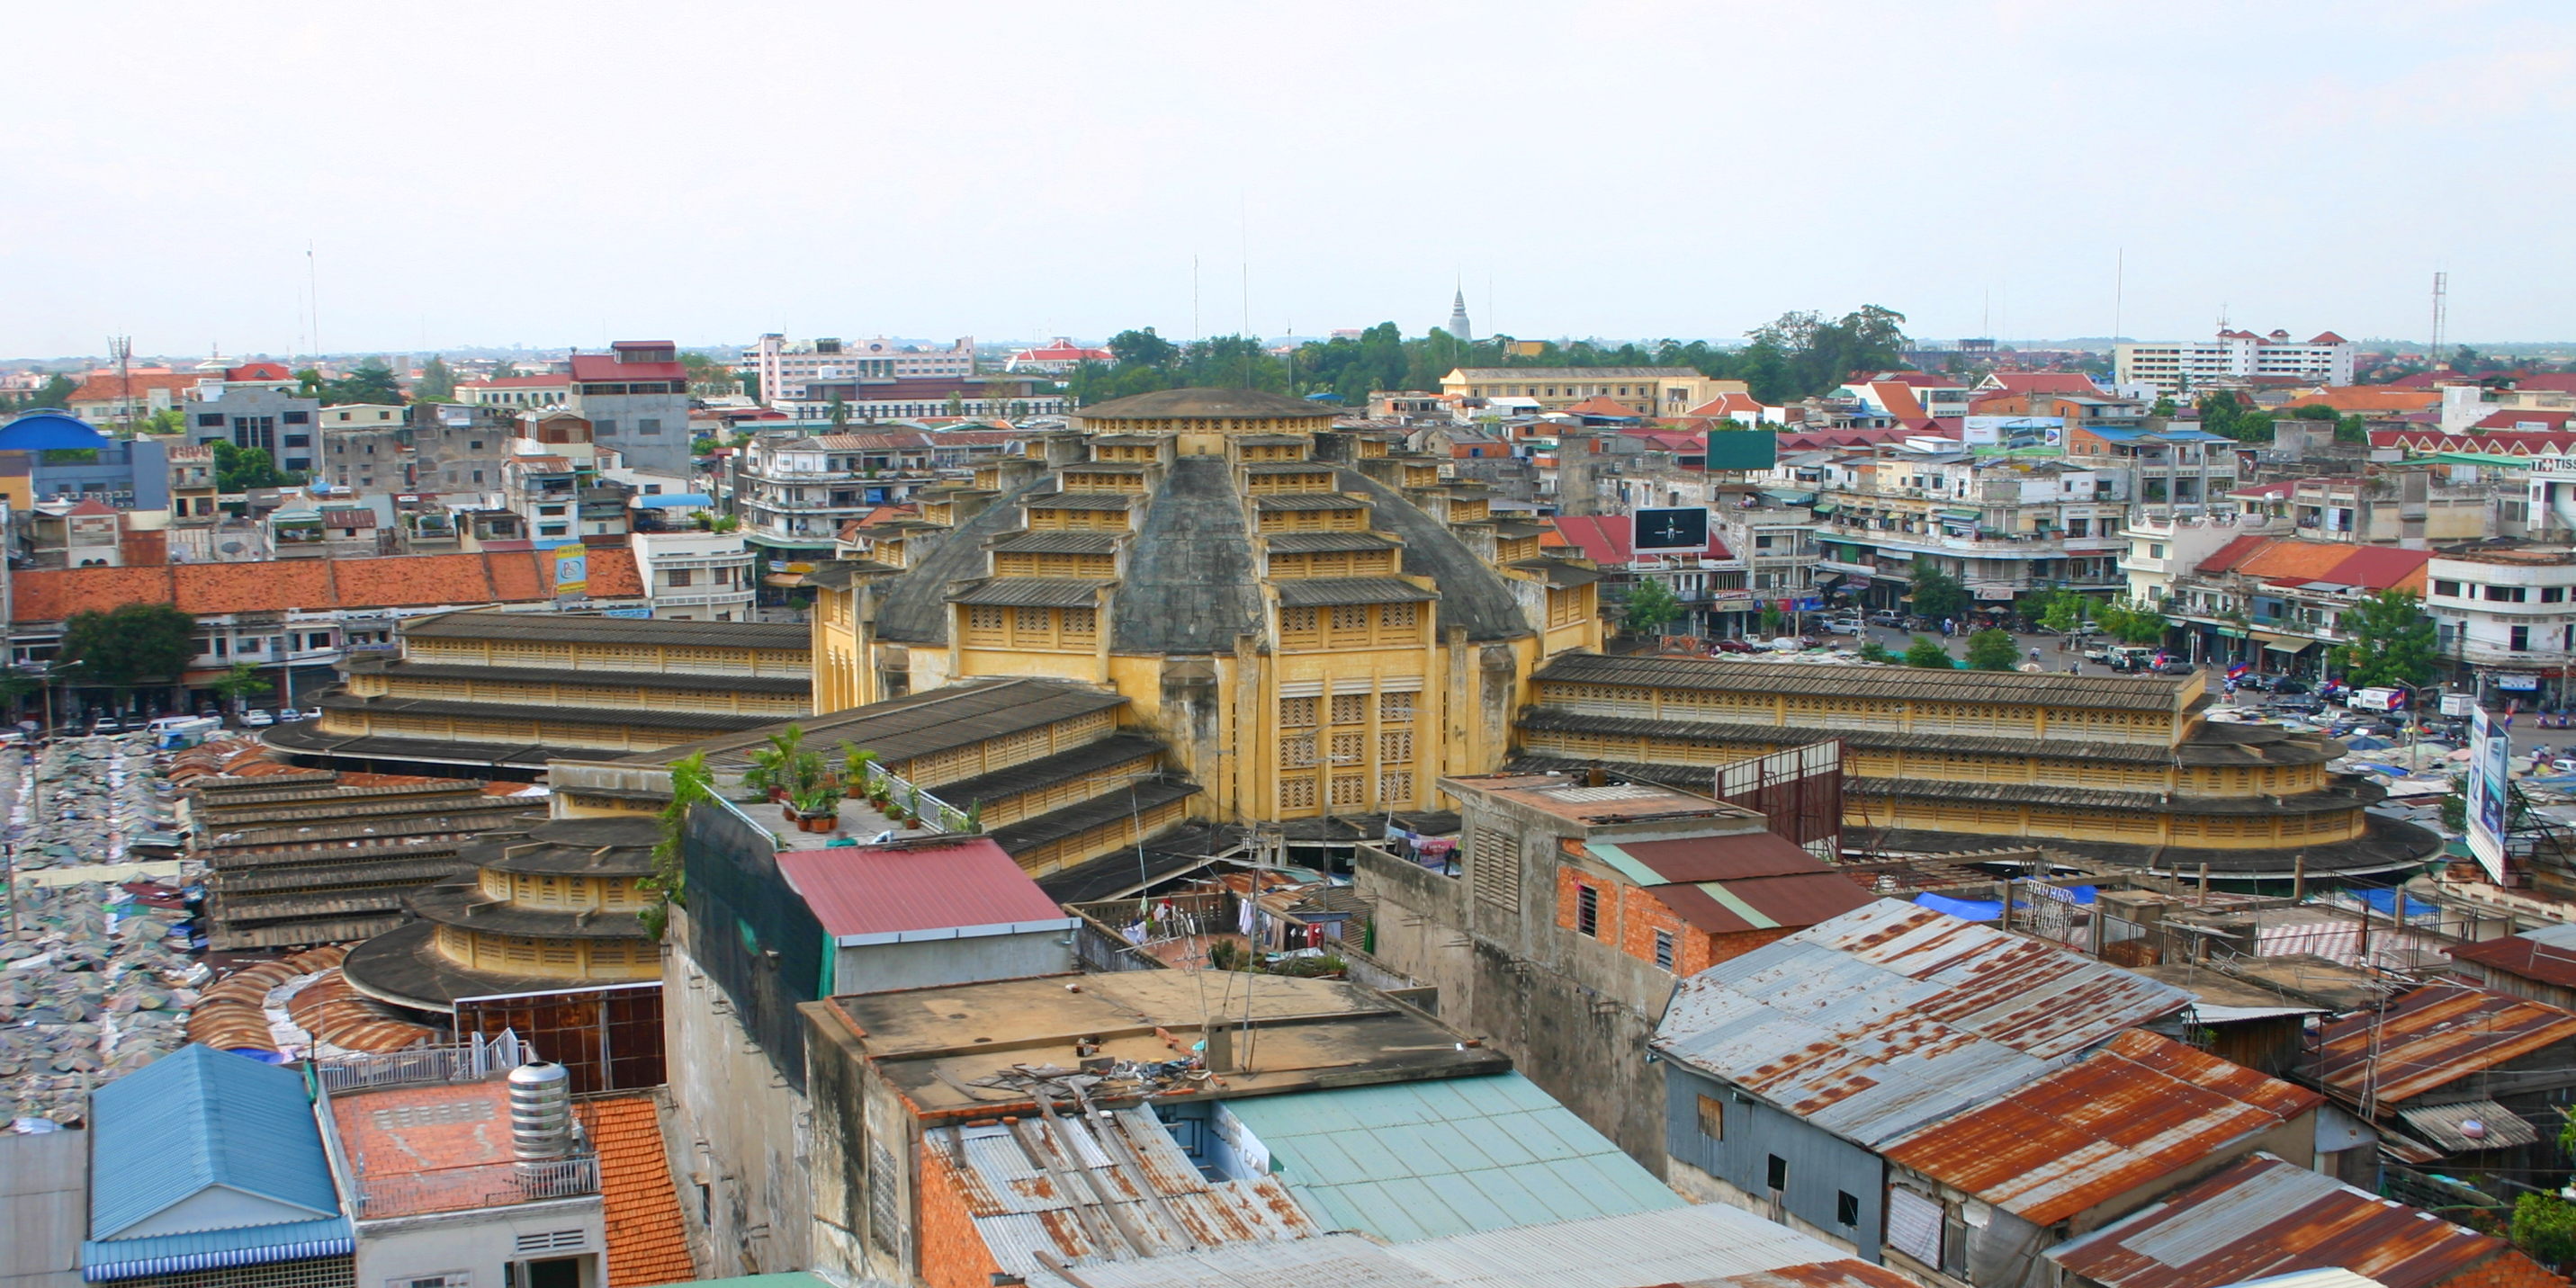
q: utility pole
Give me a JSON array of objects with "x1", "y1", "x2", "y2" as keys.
[
  {"x1": 108, "y1": 335, "x2": 131, "y2": 437},
  {"x1": 2429, "y1": 272, "x2": 2448, "y2": 366}
]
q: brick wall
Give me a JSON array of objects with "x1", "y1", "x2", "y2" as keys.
[
  {"x1": 1557, "y1": 864, "x2": 1800, "y2": 978},
  {"x1": 913, "y1": 1143, "x2": 1001, "y2": 1288}
]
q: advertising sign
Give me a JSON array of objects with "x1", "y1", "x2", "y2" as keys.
[
  {"x1": 1704, "y1": 429, "x2": 1779, "y2": 472},
  {"x1": 553, "y1": 542, "x2": 589, "y2": 604},
  {"x1": 1961, "y1": 416, "x2": 2065, "y2": 452},
  {"x1": 2466, "y1": 706, "x2": 2510, "y2": 883},
  {"x1": 1632, "y1": 506, "x2": 1710, "y2": 555}
]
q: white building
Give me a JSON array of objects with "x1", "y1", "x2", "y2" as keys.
[
  {"x1": 749, "y1": 334, "x2": 974, "y2": 407},
  {"x1": 2425, "y1": 546, "x2": 2576, "y2": 703},
  {"x1": 2114, "y1": 328, "x2": 2356, "y2": 394},
  {"x1": 630, "y1": 528, "x2": 756, "y2": 621}
]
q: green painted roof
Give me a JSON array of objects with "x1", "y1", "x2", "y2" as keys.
[{"x1": 1216, "y1": 1073, "x2": 1683, "y2": 1242}]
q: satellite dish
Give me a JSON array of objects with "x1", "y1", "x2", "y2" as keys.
[{"x1": 218, "y1": 541, "x2": 244, "y2": 555}]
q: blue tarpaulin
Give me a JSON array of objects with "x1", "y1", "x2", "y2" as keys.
[
  {"x1": 2353, "y1": 888, "x2": 2441, "y2": 919},
  {"x1": 1915, "y1": 892, "x2": 2004, "y2": 921}
]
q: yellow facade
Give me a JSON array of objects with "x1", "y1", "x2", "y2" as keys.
[
  {"x1": 809, "y1": 389, "x2": 1602, "y2": 829},
  {"x1": 1438, "y1": 367, "x2": 1747, "y2": 415}
]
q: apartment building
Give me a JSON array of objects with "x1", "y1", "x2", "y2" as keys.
[
  {"x1": 1441, "y1": 366, "x2": 1743, "y2": 416},
  {"x1": 184, "y1": 374, "x2": 324, "y2": 474},
  {"x1": 2114, "y1": 328, "x2": 2356, "y2": 394},
  {"x1": 566, "y1": 341, "x2": 690, "y2": 473},
  {"x1": 627, "y1": 528, "x2": 755, "y2": 621},
  {"x1": 748, "y1": 333, "x2": 974, "y2": 407},
  {"x1": 458, "y1": 371, "x2": 573, "y2": 407},
  {"x1": 724, "y1": 429, "x2": 945, "y2": 558},
  {"x1": 2160, "y1": 534, "x2": 2431, "y2": 674},
  {"x1": 771, "y1": 372, "x2": 1063, "y2": 422},
  {"x1": 1809, "y1": 447, "x2": 2127, "y2": 608},
  {"x1": 2424, "y1": 545, "x2": 2576, "y2": 705}
]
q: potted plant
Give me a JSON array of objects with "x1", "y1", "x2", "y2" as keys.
[
  {"x1": 791, "y1": 784, "x2": 839, "y2": 834},
  {"x1": 896, "y1": 783, "x2": 921, "y2": 827},
  {"x1": 840, "y1": 744, "x2": 879, "y2": 799},
  {"x1": 741, "y1": 724, "x2": 806, "y2": 802}
]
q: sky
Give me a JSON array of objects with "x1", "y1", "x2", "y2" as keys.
[{"x1": 3, "y1": 0, "x2": 2572, "y2": 361}]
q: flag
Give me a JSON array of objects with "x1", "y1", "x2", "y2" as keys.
[{"x1": 2226, "y1": 662, "x2": 2250, "y2": 679}]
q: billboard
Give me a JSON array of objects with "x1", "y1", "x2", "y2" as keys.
[
  {"x1": 2466, "y1": 705, "x2": 2510, "y2": 883},
  {"x1": 1961, "y1": 416, "x2": 2064, "y2": 452},
  {"x1": 1632, "y1": 506, "x2": 1710, "y2": 555},
  {"x1": 1704, "y1": 429, "x2": 1779, "y2": 472},
  {"x1": 553, "y1": 542, "x2": 589, "y2": 604}
]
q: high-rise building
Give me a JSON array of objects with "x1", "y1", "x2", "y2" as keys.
[{"x1": 2114, "y1": 328, "x2": 2355, "y2": 393}]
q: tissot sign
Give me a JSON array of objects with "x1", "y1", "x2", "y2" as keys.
[{"x1": 1633, "y1": 506, "x2": 1710, "y2": 554}]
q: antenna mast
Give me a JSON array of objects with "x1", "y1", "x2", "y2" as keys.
[
  {"x1": 108, "y1": 335, "x2": 132, "y2": 437},
  {"x1": 2430, "y1": 271, "x2": 2449, "y2": 367}
]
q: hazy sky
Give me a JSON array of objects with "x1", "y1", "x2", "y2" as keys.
[{"x1": 4, "y1": 0, "x2": 2571, "y2": 360}]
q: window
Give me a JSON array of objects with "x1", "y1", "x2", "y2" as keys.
[
  {"x1": 2434, "y1": 579, "x2": 2462, "y2": 598},
  {"x1": 2547, "y1": 586, "x2": 2568, "y2": 604},
  {"x1": 1695, "y1": 1094, "x2": 1723, "y2": 1140},
  {"x1": 2513, "y1": 625, "x2": 2531, "y2": 651},
  {"x1": 1766, "y1": 1154, "x2": 1788, "y2": 1193},
  {"x1": 2486, "y1": 585, "x2": 2527, "y2": 603},
  {"x1": 639, "y1": 418, "x2": 662, "y2": 434},
  {"x1": 1654, "y1": 929, "x2": 1676, "y2": 970},
  {"x1": 1575, "y1": 884, "x2": 1599, "y2": 936},
  {"x1": 667, "y1": 568, "x2": 692, "y2": 587},
  {"x1": 282, "y1": 410, "x2": 310, "y2": 425},
  {"x1": 1837, "y1": 1191, "x2": 1861, "y2": 1228},
  {"x1": 196, "y1": 412, "x2": 224, "y2": 427}
]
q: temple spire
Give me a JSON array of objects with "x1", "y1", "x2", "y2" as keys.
[{"x1": 1446, "y1": 284, "x2": 1474, "y2": 344}]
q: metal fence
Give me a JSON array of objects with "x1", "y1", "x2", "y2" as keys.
[
  {"x1": 354, "y1": 1156, "x2": 598, "y2": 1219},
  {"x1": 314, "y1": 1030, "x2": 529, "y2": 1093}
]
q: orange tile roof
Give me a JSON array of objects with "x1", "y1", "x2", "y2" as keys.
[
  {"x1": 64, "y1": 371, "x2": 201, "y2": 404},
  {"x1": 11, "y1": 548, "x2": 651, "y2": 622},
  {"x1": 575, "y1": 1096, "x2": 696, "y2": 1287},
  {"x1": 2233, "y1": 539, "x2": 2360, "y2": 585},
  {"x1": 2284, "y1": 387, "x2": 2441, "y2": 416}
]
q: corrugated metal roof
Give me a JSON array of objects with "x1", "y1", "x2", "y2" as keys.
[
  {"x1": 1019, "y1": 1205, "x2": 1898, "y2": 1288},
  {"x1": 1646, "y1": 872, "x2": 1877, "y2": 935},
  {"x1": 986, "y1": 531, "x2": 1122, "y2": 554},
  {"x1": 79, "y1": 1215, "x2": 354, "y2": 1283},
  {"x1": 2, "y1": 1130, "x2": 87, "y2": 1288},
  {"x1": 1654, "y1": 900, "x2": 2193, "y2": 1146},
  {"x1": 2046, "y1": 1152, "x2": 2527, "y2": 1288},
  {"x1": 1596, "y1": 834, "x2": 1842, "y2": 884},
  {"x1": 1213, "y1": 1074, "x2": 1683, "y2": 1243},
  {"x1": 931, "y1": 1109, "x2": 1318, "y2": 1278},
  {"x1": 1264, "y1": 532, "x2": 1400, "y2": 553},
  {"x1": 2307, "y1": 982, "x2": 2576, "y2": 1106},
  {"x1": 88, "y1": 1045, "x2": 342, "y2": 1241},
  {"x1": 2397, "y1": 1099, "x2": 2542, "y2": 1153},
  {"x1": 1880, "y1": 1029, "x2": 2322, "y2": 1224},
  {"x1": 1276, "y1": 577, "x2": 1437, "y2": 607},
  {"x1": 399, "y1": 610, "x2": 808, "y2": 649},
  {"x1": 1534, "y1": 652, "x2": 2191, "y2": 712},
  {"x1": 776, "y1": 837, "x2": 1071, "y2": 941},
  {"x1": 949, "y1": 577, "x2": 1108, "y2": 607},
  {"x1": 624, "y1": 678, "x2": 1127, "y2": 771}
]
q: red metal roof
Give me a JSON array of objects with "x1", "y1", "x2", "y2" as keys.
[
  {"x1": 1983, "y1": 372, "x2": 2102, "y2": 396},
  {"x1": 2047, "y1": 1152, "x2": 2543, "y2": 1288},
  {"x1": 2374, "y1": 427, "x2": 2576, "y2": 455},
  {"x1": 2475, "y1": 408, "x2": 2576, "y2": 431},
  {"x1": 2308, "y1": 981, "x2": 2576, "y2": 1106},
  {"x1": 569, "y1": 353, "x2": 687, "y2": 381},
  {"x1": 1649, "y1": 871, "x2": 1876, "y2": 935},
  {"x1": 1883, "y1": 1030, "x2": 2320, "y2": 1225},
  {"x1": 775, "y1": 837, "x2": 1070, "y2": 940},
  {"x1": 1613, "y1": 833, "x2": 1834, "y2": 883},
  {"x1": 2447, "y1": 935, "x2": 2576, "y2": 989},
  {"x1": 1547, "y1": 514, "x2": 1731, "y2": 564}
]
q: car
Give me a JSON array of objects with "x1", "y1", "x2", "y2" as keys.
[
  {"x1": 2234, "y1": 674, "x2": 2275, "y2": 693},
  {"x1": 2270, "y1": 697, "x2": 2326, "y2": 715},
  {"x1": 2270, "y1": 679, "x2": 2311, "y2": 695},
  {"x1": 1821, "y1": 616, "x2": 1862, "y2": 635},
  {"x1": 89, "y1": 716, "x2": 126, "y2": 734},
  {"x1": 2155, "y1": 661, "x2": 2197, "y2": 676},
  {"x1": 2068, "y1": 623, "x2": 2105, "y2": 638},
  {"x1": 1868, "y1": 610, "x2": 1906, "y2": 627},
  {"x1": 241, "y1": 709, "x2": 275, "y2": 728},
  {"x1": 1710, "y1": 639, "x2": 1758, "y2": 654}
]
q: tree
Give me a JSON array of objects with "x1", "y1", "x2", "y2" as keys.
[
  {"x1": 208, "y1": 662, "x2": 272, "y2": 709},
  {"x1": 2036, "y1": 588, "x2": 2092, "y2": 636},
  {"x1": 641, "y1": 751, "x2": 714, "y2": 940},
  {"x1": 2150, "y1": 395, "x2": 2177, "y2": 417},
  {"x1": 489, "y1": 359, "x2": 517, "y2": 381},
  {"x1": 322, "y1": 359, "x2": 404, "y2": 406},
  {"x1": 137, "y1": 408, "x2": 185, "y2": 434},
  {"x1": 1108, "y1": 327, "x2": 1180, "y2": 371},
  {"x1": 1904, "y1": 636, "x2": 1955, "y2": 668},
  {"x1": 1622, "y1": 579, "x2": 1683, "y2": 636},
  {"x1": 1966, "y1": 628, "x2": 2021, "y2": 671},
  {"x1": 416, "y1": 356, "x2": 457, "y2": 402},
  {"x1": 827, "y1": 394, "x2": 850, "y2": 429},
  {"x1": 19, "y1": 372, "x2": 76, "y2": 409},
  {"x1": 2096, "y1": 600, "x2": 2170, "y2": 646},
  {"x1": 945, "y1": 391, "x2": 965, "y2": 418},
  {"x1": 2195, "y1": 390, "x2": 2278, "y2": 442},
  {"x1": 678, "y1": 352, "x2": 740, "y2": 397},
  {"x1": 293, "y1": 367, "x2": 325, "y2": 397},
  {"x1": 1857, "y1": 640, "x2": 1896, "y2": 664},
  {"x1": 211, "y1": 442, "x2": 300, "y2": 491},
  {"x1": 1908, "y1": 559, "x2": 1968, "y2": 622},
  {"x1": 2331, "y1": 588, "x2": 2439, "y2": 688},
  {"x1": 60, "y1": 604, "x2": 195, "y2": 691},
  {"x1": 2514, "y1": 1193, "x2": 2576, "y2": 1270}
]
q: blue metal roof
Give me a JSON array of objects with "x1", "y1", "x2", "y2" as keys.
[
  {"x1": 637, "y1": 493, "x2": 714, "y2": 508},
  {"x1": 1215, "y1": 1073, "x2": 1683, "y2": 1242},
  {"x1": 87, "y1": 1045, "x2": 341, "y2": 1241},
  {"x1": 0, "y1": 411, "x2": 109, "y2": 452},
  {"x1": 81, "y1": 1216, "x2": 353, "y2": 1282}
]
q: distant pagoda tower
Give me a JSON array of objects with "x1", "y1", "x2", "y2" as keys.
[{"x1": 1446, "y1": 288, "x2": 1474, "y2": 344}]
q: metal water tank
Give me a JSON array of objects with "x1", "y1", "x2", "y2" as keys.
[{"x1": 507, "y1": 1061, "x2": 572, "y2": 1161}]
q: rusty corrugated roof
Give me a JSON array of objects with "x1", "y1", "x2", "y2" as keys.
[
  {"x1": 2307, "y1": 981, "x2": 2576, "y2": 1107},
  {"x1": 2046, "y1": 1152, "x2": 2539, "y2": 1288},
  {"x1": 929, "y1": 1108, "x2": 1317, "y2": 1279},
  {"x1": 1881, "y1": 1029, "x2": 2321, "y2": 1224},
  {"x1": 1653, "y1": 900, "x2": 2193, "y2": 1146}
]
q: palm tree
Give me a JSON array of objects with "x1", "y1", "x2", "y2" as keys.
[{"x1": 741, "y1": 724, "x2": 806, "y2": 800}]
